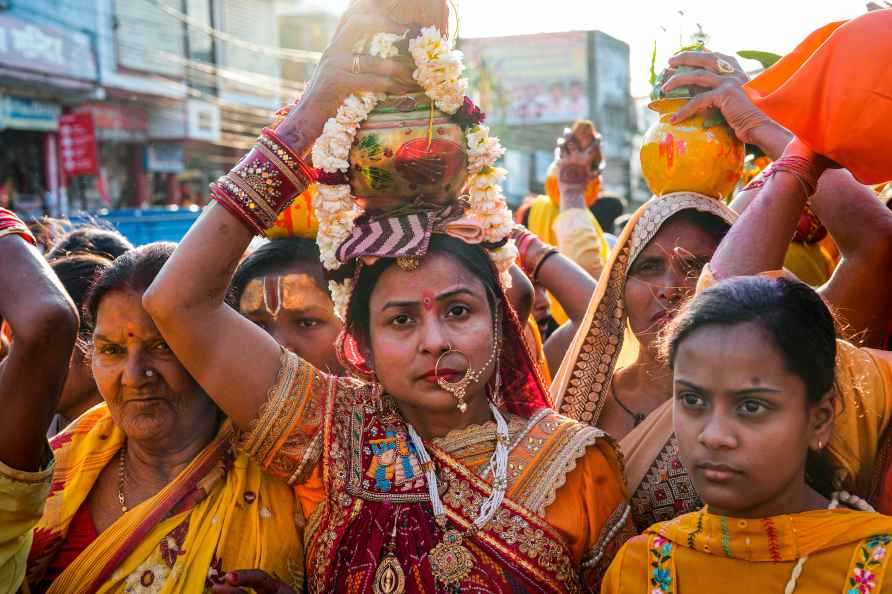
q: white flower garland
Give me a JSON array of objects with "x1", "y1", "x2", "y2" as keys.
[{"x1": 312, "y1": 27, "x2": 516, "y2": 319}]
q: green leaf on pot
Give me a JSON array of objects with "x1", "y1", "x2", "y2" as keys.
[
  {"x1": 362, "y1": 166, "x2": 392, "y2": 191},
  {"x1": 649, "y1": 41, "x2": 658, "y2": 86},
  {"x1": 675, "y1": 41, "x2": 706, "y2": 54},
  {"x1": 702, "y1": 113, "x2": 727, "y2": 128},
  {"x1": 358, "y1": 134, "x2": 383, "y2": 161},
  {"x1": 737, "y1": 50, "x2": 782, "y2": 69}
]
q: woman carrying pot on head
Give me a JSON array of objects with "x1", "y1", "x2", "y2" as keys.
[
  {"x1": 552, "y1": 41, "x2": 892, "y2": 533},
  {"x1": 144, "y1": 2, "x2": 633, "y2": 593},
  {"x1": 0, "y1": 208, "x2": 78, "y2": 592}
]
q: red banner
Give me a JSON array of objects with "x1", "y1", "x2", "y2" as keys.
[{"x1": 59, "y1": 112, "x2": 99, "y2": 176}]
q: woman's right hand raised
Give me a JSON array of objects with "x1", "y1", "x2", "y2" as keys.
[
  {"x1": 660, "y1": 51, "x2": 770, "y2": 145},
  {"x1": 275, "y1": 1, "x2": 419, "y2": 151}
]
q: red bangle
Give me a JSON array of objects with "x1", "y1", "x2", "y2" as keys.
[
  {"x1": 793, "y1": 201, "x2": 827, "y2": 244},
  {"x1": 210, "y1": 128, "x2": 314, "y2": 236},
  {"x1": 512, "y1": 229, "x2": 542, "y2": 274},
  {"x1": 0, "y1": 207, "x2": 35, "y2": 245},
  {"x1": 745, "y1": 156, "x2": 821, "y2": 197}
]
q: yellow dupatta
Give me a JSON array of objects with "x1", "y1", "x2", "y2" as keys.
[
  {"x1": 28, "y1": 403, "x2": 303, "y2": 593},
  {"x1": 527, "y1": 194, "x2": 610, "y2": 324}
]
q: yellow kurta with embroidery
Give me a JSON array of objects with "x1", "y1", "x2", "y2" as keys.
[
  {"x1": 0, "y1": 457, "x2": 52, "y2": 592},
  {"x1": 602, "y1": 508, "x2": 892, "y2": 593},
  {"x1": 527, "y1": 196, "x2": 609, "y2": 324}
]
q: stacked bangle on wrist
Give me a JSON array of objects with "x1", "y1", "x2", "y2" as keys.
[
  {"x1": 210, "y1": 128, "x2": 316, "y2": 235},
  {"x1": 0, "y1": 207, "x2": 35, "y2": 245},
  {"x1": 742, "y1": 156, "x2": 821, "y2": 198},
  {"x1": 513, "y1": 228, "x2": 538, "y2": 273}
]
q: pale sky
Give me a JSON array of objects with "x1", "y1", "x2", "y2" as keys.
[{"x1": 299, "y1": 0, "x2": 870, "y2": 96}]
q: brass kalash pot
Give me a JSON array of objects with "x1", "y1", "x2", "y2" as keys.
[
  {"x1": 345, "y1": 0, "x2": 465, "y2": 212},
  {"x1": 349, "y1": 92, "x2": 468, "y2": 211}
]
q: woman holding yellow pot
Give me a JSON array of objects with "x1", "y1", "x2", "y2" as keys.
[{"x1": 553, "y1": 49, "x2": 892, "y2": 533}]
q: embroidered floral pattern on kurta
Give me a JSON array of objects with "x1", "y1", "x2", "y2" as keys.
[{"x1": 845, "y1": 535, "x2": 892, "y2": 594}]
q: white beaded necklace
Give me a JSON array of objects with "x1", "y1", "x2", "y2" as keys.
[
  {"x1": 783, "y1": 490, "x2": 876, "y2": 594},
  {"x1": 405, "y1": 401, "x2": 510, "y2": 585}
]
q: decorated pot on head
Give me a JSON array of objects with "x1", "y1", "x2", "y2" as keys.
[
  {"x1": 348, "y1": 92, "x2": 470, "y2": 210},
  {"x1": 309, "y1": 25, "x2": 516, "y2": 319},
  {"x1": 640, "y1": 63, "x2": 745, "y2": 199}
]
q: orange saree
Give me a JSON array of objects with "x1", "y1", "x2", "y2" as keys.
[{"x1": 744, "y1": 10, "x2": 892, "y2": 185}]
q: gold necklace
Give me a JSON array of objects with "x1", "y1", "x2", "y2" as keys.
[
  {"x1": 117, "y1": 442, "x2": 128, "y2": 513},
  {"x1": 406, "y1": 402, "x2": 510, "y2": 587},
  {"x1": 373, "y1": 506, "x2": 406, "y2": 594}
]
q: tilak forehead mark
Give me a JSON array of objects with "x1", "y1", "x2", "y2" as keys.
[{"x1": 422, "y1": 289, "x2": 435, "y2": 311}]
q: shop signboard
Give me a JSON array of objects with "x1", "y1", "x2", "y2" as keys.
[
  {"x1": 0, "y1": 95, "x2": 60, "y2": 131},
  {"x1": 145, "y1": 143, "x2": 185, "y2": 173},
  {"x1": 0, "y1": 14, "x2": 97, "y2": 81},
  {"x1": 461, "y1": 32, "x2": 590, "y2": 125},
  {"x1": 76, "y1": 103, "x2": 148, "y2": 142},
  {"x1": 186, "y1": 99, "x2": 221, "y2": 143},
  {"x1": 59, "y1": 112, "x2": 99, "y2": 176}
]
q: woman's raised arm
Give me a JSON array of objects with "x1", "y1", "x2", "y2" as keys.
[
  {"x1": 143, "y1": 9, "x2": 415, "y2": 429},
  {"x1": 0, "y1": 212, "x2": 78, "y2": 471}
]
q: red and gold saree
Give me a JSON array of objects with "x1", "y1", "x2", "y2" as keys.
[{"x1": 240, "y1": 293, "x2": 634, "y2": 593}]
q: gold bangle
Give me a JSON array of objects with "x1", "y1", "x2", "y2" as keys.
[{"x1": 531, "y1": 248, "x2": 560, "y2": 284}]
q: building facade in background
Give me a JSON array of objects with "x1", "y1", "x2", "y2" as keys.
[
  {"x1": 461, "y1": 30, "x2": 635, "y2": 207},
  {"x1": 3, "y1": 0, "x2": 311, "y2": 217},
  {"x1": 2, "y1": 4, "x2": 636, "y2": 217}
]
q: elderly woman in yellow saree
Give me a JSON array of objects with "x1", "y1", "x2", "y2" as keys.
[
  {"x1": 552, "y1": 46, "x2": 892, "y2": 533},
  {"x1": 142, "y1": 3, "x2": 633, "y2": 593},
  {"x1": 24, "y1": 243, "x2": 303, "y2": 593}
]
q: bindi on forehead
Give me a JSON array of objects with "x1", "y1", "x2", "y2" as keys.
[{"x1": 422, "y1": 290, "x2": 434, "y2": 311}]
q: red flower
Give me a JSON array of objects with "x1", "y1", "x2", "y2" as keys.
[
  {"x1": 315, "y1": 169, "x2": 348, "y2": 185},
  {"x1": 454, "y1": 96, "x2": 486, "y2": 129}
]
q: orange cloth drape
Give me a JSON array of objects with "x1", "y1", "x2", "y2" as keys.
[{"x1": 744, "y1": 10, "x2": 892, "y2": 185}]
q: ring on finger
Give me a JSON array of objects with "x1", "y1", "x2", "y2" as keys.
[
  {"x1": 352, "y1": 54, "x2": 362, "y2": 76},
  {"x1": 716, "y1": 57, "x2": 735, "y2": 75}
]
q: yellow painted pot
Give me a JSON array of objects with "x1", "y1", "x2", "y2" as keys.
[
  {"x1": 266, "y1": 184, "x2": 318, "y2": 239},
  {"x1": 349, "y1": 92, "x2": 467, "y2": 211},
  {"x1": 640, "y1": 98, "x2": 744, "y2": 198}
]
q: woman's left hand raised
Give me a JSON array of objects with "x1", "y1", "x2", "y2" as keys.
[{"x1": 211, "y1": 570, "x2": 297, "y2": 594}]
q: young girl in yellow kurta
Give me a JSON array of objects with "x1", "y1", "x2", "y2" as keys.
[{"x1": 602, "y1": 276, "x2": 892, "y2": 594}]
